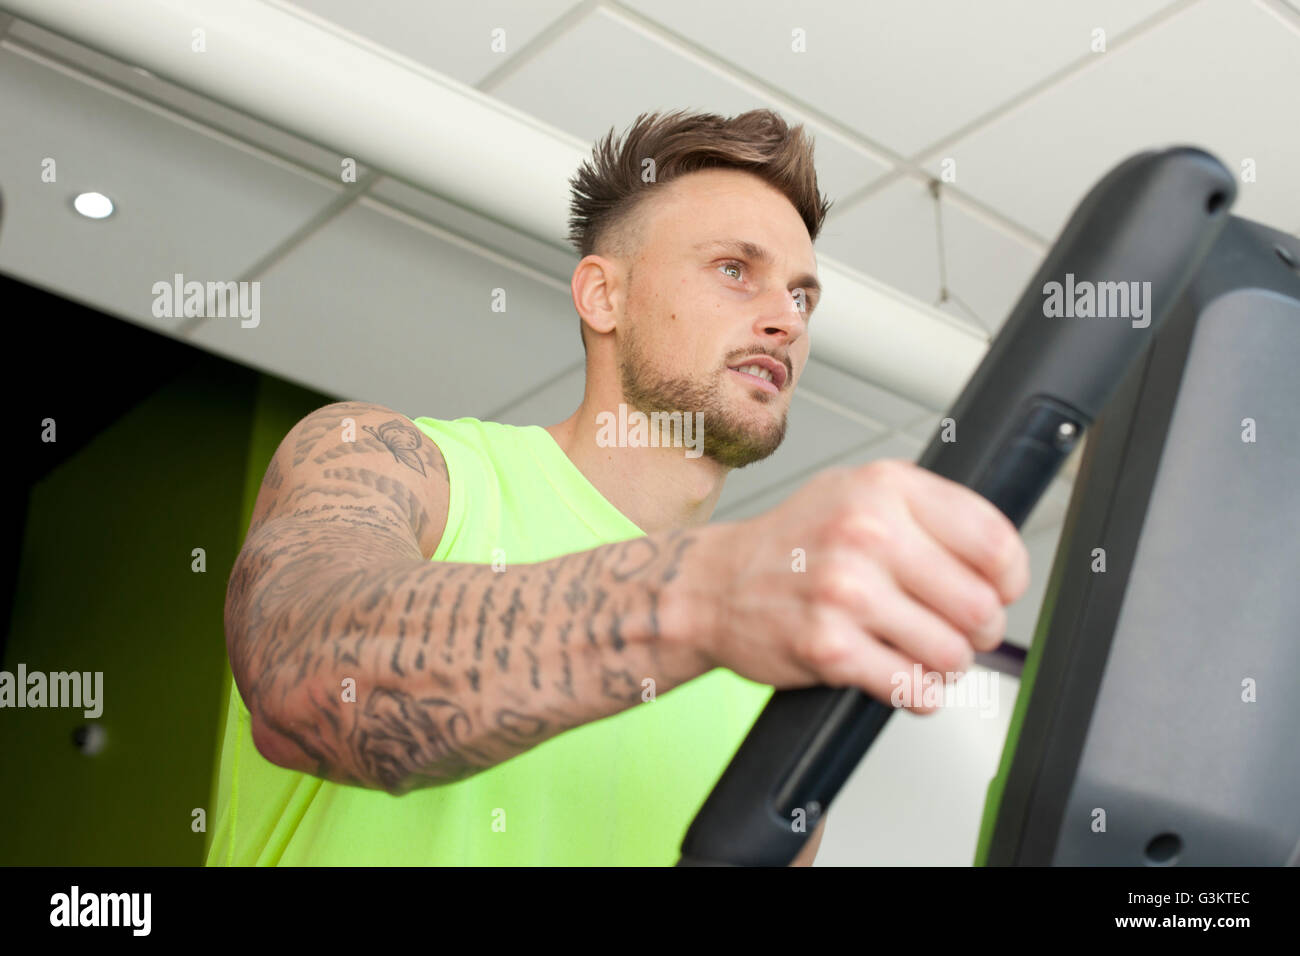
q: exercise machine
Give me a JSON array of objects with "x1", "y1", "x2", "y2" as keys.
[{"x1": 679, "y1": 145, "x2": 1300, "y2": 866}]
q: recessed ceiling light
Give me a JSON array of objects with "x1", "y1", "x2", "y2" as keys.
[{"x1": 73, "y1": 192, "x2": 114, "y2": 219}]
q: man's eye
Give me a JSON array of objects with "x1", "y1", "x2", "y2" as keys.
[{"x1": 719, "y1": 261, "x2": 743, "y2": 280}]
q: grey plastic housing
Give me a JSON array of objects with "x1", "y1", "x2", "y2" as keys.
[{"x1": 984, "y1": 215, "x2": 1300, "y2": 866}]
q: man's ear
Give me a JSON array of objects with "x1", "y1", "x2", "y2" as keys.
[{"x1": 572, "y1": 255, "x2": 620, "y2": 338}]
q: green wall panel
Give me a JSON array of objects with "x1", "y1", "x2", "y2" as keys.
[{"x1": 2, "y1": 354, "x2": 330, "y2": 865}]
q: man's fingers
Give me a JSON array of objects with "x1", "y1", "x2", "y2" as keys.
[{"x1": 896, "y1": 465, "x2": 1030, "y2": 604}]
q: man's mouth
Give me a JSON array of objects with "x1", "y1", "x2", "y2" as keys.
[
  {"x1": 726, "y1": 355, "x2": 787, "y2": 392},
  {"x1": 729, "y1": 366, "x2": 779, "y2": 393}
]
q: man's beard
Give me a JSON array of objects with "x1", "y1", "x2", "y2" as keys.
[{"x1": 617, "y1": 323, "x2": 788, "y2": 469}]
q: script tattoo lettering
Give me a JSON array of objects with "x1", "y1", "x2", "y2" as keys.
[
  {"x1": 662, "y1": 530, "x2": 695, "y2": 583},
  {"x1": 474, "y1": 585, "x2": 496, "y2": 661},
  {"x1": 609, "y1": 537, "x2": 659, "y2": 581},
  {"x1": 555, "y1": 649, "x2": 575, "y2": 699},
  {"x1": 496, "y1": 709, "x2": 547, "y2": 739}
]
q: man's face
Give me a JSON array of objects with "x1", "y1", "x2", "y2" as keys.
[{"x1": 614, "y1": 168, "x2": 820, "y2": 469}]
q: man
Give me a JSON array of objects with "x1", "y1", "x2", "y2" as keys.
[{"x1": 207, "y1": 108, "x2": 1030, "y2": 866}]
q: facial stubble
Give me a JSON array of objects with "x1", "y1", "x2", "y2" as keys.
[{"x1": 617, "y1": 320, "x2": 788, "y2": 469}]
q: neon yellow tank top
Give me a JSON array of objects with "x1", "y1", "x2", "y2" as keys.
[{"x1": 205, "y1": 416, "x2": 772, "y2": 865}]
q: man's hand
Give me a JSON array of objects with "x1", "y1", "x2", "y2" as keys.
[{"x1": 670, "y1": 459, "x2": 1031, "y2": 710}]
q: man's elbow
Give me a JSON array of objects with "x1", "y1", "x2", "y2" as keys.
[{"x1": 251, "y1": 714, "x2": 298, "y2": 771}]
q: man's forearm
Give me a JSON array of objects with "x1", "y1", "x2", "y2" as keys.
[{"x1": 228, "y1": 526, "x2": 714, "y2": 795}]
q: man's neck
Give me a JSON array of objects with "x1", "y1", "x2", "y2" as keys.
[{"x1": 541, "y1": 399, "x2": 730, "y2": 535}]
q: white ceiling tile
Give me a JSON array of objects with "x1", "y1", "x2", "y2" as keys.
[
  {"x1": 820, "y1": 176, "x2": 1044, "y2": 338},
  {"x1": 285, "y1": 0, "x2": 584, "y2": 87},
  {"x1": 936, "y1": 200, "x2": 1046, "y2": 335},
  {"x1": 186, "y1": 200, "x2": 582, "y2": 419},
  {"x1": 906, "y1": 412, "x2": 944, "y2": 443},
  {"x1": 5, "y1": 20, "x2": 358, "y2": 180},
  {"x1": 936, "y1": 296, "x2": 978, "y2": 330},
  {"x1": 0, "y1": 45, "x2": 341, "y2": 331},
  {"x1": 796, "y1": 357, "x2": 930, "y2": 428},
  {"x1": 488, "y1": 361, "x2": 586, "y2": 426},
  {"x1": 620, "y1": 0, "x2": 1176, "y2": 156},
  {"x1": 489, "y1": 7, "x2": 889, "y2": 206},
  {"x1": 806, "y1": 128, "x2": 893, "y2": 213},
  {"x1": 369, "y1": 176, "x2": 576, "y2": 280},
  {"x1": 817, "y1": 176, "x2": 943, "y2": 311},
  {"x1": 922, "y1": 0, "x2": 1300, "y2": 240}
]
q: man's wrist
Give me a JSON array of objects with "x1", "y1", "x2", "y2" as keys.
[{"x1": 657, "y1": 524, "x2": 730, "y2": 679}]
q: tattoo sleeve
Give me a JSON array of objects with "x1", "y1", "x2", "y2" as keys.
[{"x1": 224, "y1": 402, "x2": 712, "y2": 797}]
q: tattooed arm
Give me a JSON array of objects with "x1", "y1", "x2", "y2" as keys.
[{"x1": 225, "y1": 401, "x2": 713, "y2": 796}]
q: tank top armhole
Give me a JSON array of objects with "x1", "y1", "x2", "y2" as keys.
[{"x1": 409, "y1": 416, "x2": 474, "y2": 562}]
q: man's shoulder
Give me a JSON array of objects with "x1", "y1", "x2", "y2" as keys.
[
  {"x1": 410, "y1": 415, "x2": 538, "y2": 447},
  {"x1": 406, "y1": 416, "x2": 549, "y2": 487}
]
